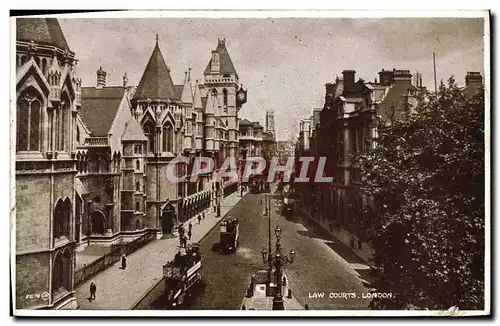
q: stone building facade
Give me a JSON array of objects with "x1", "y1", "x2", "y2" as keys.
[
  {"x1": 14, "y1": 18, "x2": 248, "y2": 310},
  {"x1": 15, "y1": 18, "x2": 81, "y2": 310},
  {"x1": 74, "y1": 37, "x2": 247, "y2": 244},
  {"x1": 296, "y1": 68, "x2": 423, "y2": 251}
]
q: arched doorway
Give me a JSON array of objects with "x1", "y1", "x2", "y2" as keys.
[
  {"x1": 161, "y1": 202, "x2": 175, "y2": 234},
  {"x1": 90, "y1": 211, "x2": 106, "y2": 235},
  {"x1": 52, "y1": 249, "x2": 71, "y2": 298}
]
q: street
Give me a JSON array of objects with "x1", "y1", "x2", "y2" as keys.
[{"x1": 155, "y1": 189, "x2": 372, "y2": 310}]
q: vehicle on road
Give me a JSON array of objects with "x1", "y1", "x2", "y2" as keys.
[
  {"x1": 162, "y1": 243, "x2": 203, "y2": 308},
  {"x1": 282, "y1": 194, "x2": 297, "y2": 215},
  {"x1": 214, "y1": 218, "x2": 239, "y2": 253}
]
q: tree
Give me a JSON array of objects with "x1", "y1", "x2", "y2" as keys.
[{"x1": 354, "y1": 78, "x2": 485, "y2": 310}]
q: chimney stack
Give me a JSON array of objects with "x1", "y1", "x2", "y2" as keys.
[
  {"x1": 378, "y1": 68, "x2": 394, "y2": 86},
  {"x1": 96, "y1": 66, "x2": 107, "y2": 89},
  {"x1": 342, "y1": 70, "x2": 356, "y2": 90},
  {"x1": 123, "y1": 73, "x2": 128, "y2": 87},
  {"x1": 393, "y1": 69, "x2": 412, "y2": 85},
  {"x1": 465, "y1": 71, "x2": 482, "y2": 87}
]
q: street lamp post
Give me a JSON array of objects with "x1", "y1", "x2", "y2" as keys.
[{"x1": 261, "y1": 224, "x2": 295, "y2": 310}]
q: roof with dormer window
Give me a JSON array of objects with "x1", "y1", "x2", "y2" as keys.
[{"x1": 203, "y1": 39, "x2": 238, "y2": 78}]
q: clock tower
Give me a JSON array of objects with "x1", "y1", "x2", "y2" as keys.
[{"x1": 203, "y1": 38, "x2": 247, "y2": 160}]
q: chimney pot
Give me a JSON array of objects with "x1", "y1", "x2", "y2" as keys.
[{"x1": 96, "y1": 67, "x2": 107, "y2": 89}]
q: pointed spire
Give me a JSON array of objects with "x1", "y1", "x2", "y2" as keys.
[
  {"x1": 181, "y1": 70, "x2": 193, "y2": 104},
  {"x1": 193, "y1": 80, "x2": 203, "y2": 109},
  {"x1": 134, "y1": 39, "x2": 176, "y2": 100},
  {"x1": 204, "y1": 92, "x2": 214, "y2": 115},
  {"x1": 156, "y1": 33, "x2": 159, "y2": 45},
  {"x1": 48, "y1": 52, "x2": 61, "y2": 75}
]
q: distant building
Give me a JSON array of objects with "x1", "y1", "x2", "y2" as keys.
[
  {"x1": 238, "y1": 119, "x2": 264, "y2": 157},
  {"x1": 265, "y1": 110, "x2": 275, "y2": 137},
  {"x1": 297, "y1": 68, "x2": 424, "y2": 250},
  {"x1": 463, "y1": 71, "x2": 483, "y2": 98}
]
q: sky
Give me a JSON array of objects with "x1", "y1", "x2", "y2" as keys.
[{"x1": 60, "y1": 17, "x2": 485, "y2": 141}]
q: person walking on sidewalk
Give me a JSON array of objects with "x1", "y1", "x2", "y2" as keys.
[
  {"x1": 188, "y1": 222, "x2": 193, "y2": 233},
  {"x1": 202, "y1": 211, "x2": 205, "y2": 220},
  {"x1": 188, "y1": 228, "x2": 192, "y2": 240},
  {"x1": 197, "y1": 214, "x2": 202, "y2": 224},
  {"x1": 89, "y1": 282, "x2": 96, "y2": 301},
  {"x1": 121, "y1": 254, "x2": 127, "y2": 270}
]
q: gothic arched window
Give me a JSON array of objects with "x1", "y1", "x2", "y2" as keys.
[
  {"x1": 59, "y1": 93, "x2": 70, "y2": 151},
  {"x1": 136, "y1": 181, "x2": 140, "y2": 192},
  {"x1": 223, "y1": 88, "x2": 228, "y2": 110},
  {"x1": 144, "y1": 122, "x2": 155, "y2": 153},
  {"x1": 53, "y1": 198, "x2": 71, "y2": 240},
  {"x1": 16, "y1": 88, "x2": 42, "y2": 152},
  {"x1": 163, "y1": 123, "x2": 174, "y2": 152},
  {"x1": 135, "y1": 202, "x2": 140, "y2": 212},
  {"x1": 136, "y1": 159, "x2": 140, "y2": 171}
]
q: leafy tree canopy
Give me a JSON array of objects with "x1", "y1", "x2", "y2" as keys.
[{"x1": 354, "y1": 77, "x2": 485, "y2": 310}]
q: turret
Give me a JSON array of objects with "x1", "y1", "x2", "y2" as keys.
[{"x1": 48, "y1": 52, "x2": 61, "y2": 103}]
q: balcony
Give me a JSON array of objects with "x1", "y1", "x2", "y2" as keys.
[{"x1": 84, "y1": 137, "x2": 108, "y2": 147}]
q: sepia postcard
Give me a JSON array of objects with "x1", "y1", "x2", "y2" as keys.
[{"x1": 10, "y1": 10, "x2": 490, "y2": 317}]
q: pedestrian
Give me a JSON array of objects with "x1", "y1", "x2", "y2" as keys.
[
  {"x1": 197, "y1": 214, "x2": 202, "y2": 224},
  {"x1": 182, "y1": 234, "x2": 188, "y2": 248},
  {"x1": 121, "y1": 254, "x2": 127, "y2": 270},
  {"x1": 202, "y1": 211, "x2": 205, "y2": 220},
  {"x1": 89, "y1": 282, "x2": 96, "y2": 301},
  {"x1": 188, "y1": 222, "x2": 193, "y2": 233},
  {"x1": 188, "y1": 228, "x2": 192, "y2": 240}
]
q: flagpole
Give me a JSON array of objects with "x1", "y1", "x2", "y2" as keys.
[{"x1": 433, "y1": 52, "x2": 438, "y2": 94}]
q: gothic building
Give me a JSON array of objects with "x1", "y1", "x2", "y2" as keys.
[
  {"x1": 74, "y1": 37, "x2": 247, "y2": 245},
  {"x1": 15, "y1": 17, "x2": 248, "y2": 310},
  {"x1": 15, "y1": 18, "x2": 81, "y2": 310}
]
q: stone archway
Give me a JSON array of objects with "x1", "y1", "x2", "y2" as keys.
[
  {"x1": 161, "y1": 202, "x2": 175, "y2": 234},
  {"x1": 90, "y1": 210, "x2": 106, "y2": 235}
]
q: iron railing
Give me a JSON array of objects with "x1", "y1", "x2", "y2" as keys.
[{"x1": 74, "y1": 230, "x2": 156, "y2": 286}]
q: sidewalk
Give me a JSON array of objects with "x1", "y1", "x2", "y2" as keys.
[
  {"x1": 299, "y1": 205, "x2": 375, "y2": 264},
  {"x1": 76, "y1": 190, "x2": 247, "y2": 310}
]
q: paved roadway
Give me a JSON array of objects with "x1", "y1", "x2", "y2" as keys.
[{"x1": 157, "y1": 189, "x2": 373, "y2": 310}]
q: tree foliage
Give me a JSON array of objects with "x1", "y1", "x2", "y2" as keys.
[{"x1": 354, "y1": 78, "x2": 485, "y2": 310}]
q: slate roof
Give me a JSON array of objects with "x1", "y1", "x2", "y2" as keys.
[
  {"x1": 203, "y1": 40, "x2": 238, "y2": 78},
  {"x1": 80, "y1": 87, "x2": 125, "y2": 136},
  {"x1": 173, "y1": 85, "x2": 183, "y2": 100},
  {"x1": 239, "y1": 118, "x2": 252, "y2": 126},
  {"x1": 252, "y1": 122, "x2": 263, "y2": 129},
  {"x1": 16, "y1": 18, "x2": 71, "y2": 51},
  {"x1": 134, "y1": 42, "x2": 177, "y2": 100},
  {"x1": 122, "y1": 116, "x2": 147, "y2": 141}
]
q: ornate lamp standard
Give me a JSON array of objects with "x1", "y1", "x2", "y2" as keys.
[{"x1": 261, "y1": 225, "x2": 295, "y2": 310}]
